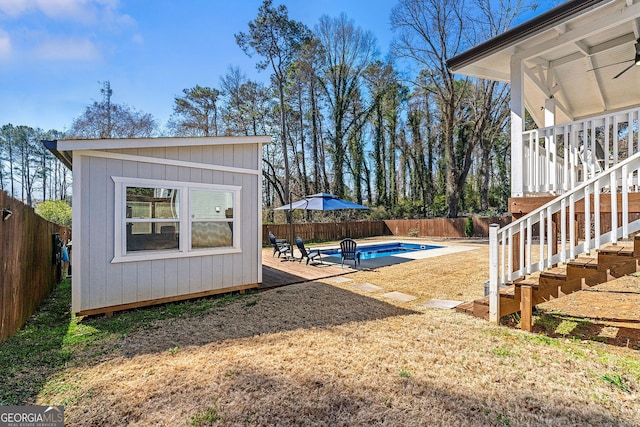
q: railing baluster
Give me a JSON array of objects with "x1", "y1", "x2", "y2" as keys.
[
  {"x1": 564, "y1": 124, "x2": 569, "y2": 192},
  {"x1": 501, "y1": 231, "x2": 506, "y2": 285},
  {"x1": 591, "y1": 120, "x2": 597, "y2": 178},
  {"x1": 519, "y1": 221, "x2": 525, "y2": 275},
  {"x1": 611, "y1": 170, "x2": 618, "y2": 244},
  {"x1": 535, "y1": 131, "x2": 540, "y2": 192},
  {"x1": 539, "y1": 210, "x2": 545, "y2": 270},
  {"x1": 547, "y1": 206, "x2": 553, "y2": 267},
  {"x1": 526, "y1": 217, "x2": 532, "y2": 274},
  {"x1": 560, "y1": 198, "x2": 567, "y2": 263},
  {"x1": 627, "y1": 111, "x2": 636, "y2": 156},
  {"x1": 551, "y1": 126, "x2": 557, "y2": 192},
  {"x1": 489, "y1": 224, "x2": 499, "y2": 323},
  {"x1": 529, "y1": 132, "x2": 534, "y2": 192},
  {"x1": 569, "y1": 193, "x2": 576, "y2": 260},
  {"x1": 594, "y1": 179, "x2": 600, "y2": 250},
  {"x1": 604, "y1": 115, "x2": 610, "y2": 171},
  {"x1": 508, "y1": 227, "x2": 514, "y2": 280},
  {"x1": 584, "y1": 186, "x2": 591, "y2": 254},
  {"x1": 570, "y1": 123, "x2": 577, "y2": 188},
  {"x1": 582, "y1": 122, "x2": 588, "y2": 183},
  {"x1": 622, "y1": 165, "x2": 629, "y2": 238}
]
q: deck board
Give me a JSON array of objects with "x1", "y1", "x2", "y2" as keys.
[{"x1": 260, "y1": 248, "x2": 354, "y2": 288}]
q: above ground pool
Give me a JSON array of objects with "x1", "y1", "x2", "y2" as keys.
[{"x1": 321, "y1": 242, "x2": 442, "y2": 260}]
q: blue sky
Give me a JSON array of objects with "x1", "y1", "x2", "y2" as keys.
[
  {"x1": 0, "y1": 0, "x2": 557, "y2": 134},
  {"x1": 0, "y1": 0, "x2": 399, "y2": 133}
]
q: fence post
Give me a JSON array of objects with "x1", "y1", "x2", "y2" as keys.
[{"x1": 489, "y1": 224, "x2": 500, "y2": 324}]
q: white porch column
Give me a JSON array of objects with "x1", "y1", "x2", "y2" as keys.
[
  {"x1": 510, "y1": 59, "x2": 524, "y2": 197},
  {"x1": 544, "y1": 98, "x2": 556, "y2": 192}
]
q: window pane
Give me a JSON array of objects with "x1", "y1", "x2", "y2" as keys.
[
  {"x1": 126, "y1": 187, "x2": 179, "y2": 219},
  {"x1": 191, "y1": 222, "x2": 233, "y2": 248},
  {"x1": 191, "y1": 190, "x2": 233, "y2": 219},
  {"x1": 127, "y1": 221, "x2": 179, "y2": 252}
]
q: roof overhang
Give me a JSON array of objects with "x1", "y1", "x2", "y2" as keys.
[
  {"x1": 447, "y1": 0, "x2": 640, "y2": 126},
  {"x1": 43, "y1": 135, "x2": 272, "y2": 170}
]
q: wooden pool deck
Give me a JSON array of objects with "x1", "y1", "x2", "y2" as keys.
[{"x1": 260, "y1": 248, "x2": 354, "y2": 288}]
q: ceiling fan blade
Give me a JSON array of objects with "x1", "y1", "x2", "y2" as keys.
[
  {"x1": 613, "y1": 63, "x2": 636, "y2": 79},
  {"x1": 587, "y1": 59, "x2": 633, "y2": 72}
]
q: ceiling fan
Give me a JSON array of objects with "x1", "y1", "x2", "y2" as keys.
[{"x1": 587, "y1": 38, "x2": 640, "y2": 79}]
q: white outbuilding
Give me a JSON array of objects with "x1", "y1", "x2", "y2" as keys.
[{"x1": 45, "y1": 136, "x2": 269, "y2": 316}]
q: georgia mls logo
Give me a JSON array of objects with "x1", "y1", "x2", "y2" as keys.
[{"x1": 0, "y1": 405, "x2": 64, "y2": 427}]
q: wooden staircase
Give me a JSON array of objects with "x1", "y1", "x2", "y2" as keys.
[{"x1": 457, "y1": 236, "x2": 640, "y2": 331}]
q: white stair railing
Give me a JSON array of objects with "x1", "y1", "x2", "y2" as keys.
[
  {"x1": 523, "y1": 106, "x2": 640, "y2": 195},
  {"x1": 488, "y1": 150, "x2": 640, "y2": 323}
]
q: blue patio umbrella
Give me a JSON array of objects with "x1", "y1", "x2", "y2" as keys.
[
  {"x1": 274, "y1": 193, "x2": 369, "y2": 211},
  {"x1": 274, "y1": 193, "x2": 368, "y2": 254}
]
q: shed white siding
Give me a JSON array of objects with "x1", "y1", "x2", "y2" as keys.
[{"x1": 68, "y1": 138, "x2": 265, "y2": 314}]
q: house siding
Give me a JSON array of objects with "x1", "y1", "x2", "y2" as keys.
[{"x1": 73, "y1": 142, "x2": 261, "y2": 313}]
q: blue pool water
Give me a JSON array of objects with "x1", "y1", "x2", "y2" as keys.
[{"x1": 322, "y1": 242, "x2": 442, "y2": 260}]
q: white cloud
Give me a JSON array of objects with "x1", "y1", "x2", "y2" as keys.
[
  {"x1": 34, "y1": 0, "x2": 96, "y2": 24},
  {"x1": 131, "y1": 33, "x2": 143, "y2": 46},
  {"x1": 0, "y1": 0, "x2": 135, "y2": 28},
  {"x1": 34, "y1": 37, "x2": 101, "y2": 61},
  {"x1": 0, "y1": 0, "x2": 31, "y2": 18},
  {"x1": 0, "y1": 29, "x2": 11, "y2": 58}
]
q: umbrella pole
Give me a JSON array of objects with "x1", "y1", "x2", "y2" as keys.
[{"x1": 289, "y1": 191, "x2": 294, "y2": 260}]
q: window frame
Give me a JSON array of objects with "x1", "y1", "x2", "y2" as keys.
[{"x1": 112, "y1": 176, "x2": 241, "y2": 263}]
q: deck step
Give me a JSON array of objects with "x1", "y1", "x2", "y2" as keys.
[
  {"x1": 514, "y1": 276, "x2": 539, "y2": 289},
  {"x1": 596, "y1": 244, "x2": 639, "y2": 277},
  {"x1": 454, "y1": 301, "x2": 474, "y2": 315},
  {"x1": 540, "y1": 266, "x2": 567, "y2": 280}
]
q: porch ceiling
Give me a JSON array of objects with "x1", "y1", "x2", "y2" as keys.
[{"x1": 448, "y1": 0, "x2": 640, "y2": 127}]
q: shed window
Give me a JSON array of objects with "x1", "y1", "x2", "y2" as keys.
[
  {"x1": 112, "y1": 177, "x2": 241, "y2": 263},
  {"x1": 126, "y1": 187, "x2": 180, "y2": 252},
  {"x1": 190, "y1": 189, "x2": 234, "y2": 249}
]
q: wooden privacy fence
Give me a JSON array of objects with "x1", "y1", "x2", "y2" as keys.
[
  {"x1": 0, "y1": 191, "x2": 71, "y2": 341},
  {"x1": 263, "y1": 216, "x2": 511, "y2": 245},
  {"x1": 264, "y1": 220, "x2": 391, "y2": 244},
  {"x1": 384, "y1": 216, "x2": 511, "y2": 238}
]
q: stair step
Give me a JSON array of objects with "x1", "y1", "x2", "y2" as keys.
[
  {"x1": 540, "y1": 266, "x2": 567, "y2": 280},
  {"x1": 499, "y1": 285, "x2": 517, "y2": 299},
  {"x1": 567, "y1": 257, "x2": 598, "y2": 269},
  {"x1": 599, "y1": 245, "x2": 635, "y2": 257},
  {"x1": 455, "y1": 301, "x2": 474, "y2": 314},
  {"x1": 514, "y1": 277, "x2": 539, "y2": 289}
]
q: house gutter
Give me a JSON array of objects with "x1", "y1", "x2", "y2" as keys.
[{"x1": 447, "y1": 0, "x2": 610, "y2": 71}]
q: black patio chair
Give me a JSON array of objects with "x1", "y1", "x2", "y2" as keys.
[
  {"x1": 295, "y1": 237, "x2": 322, "y2": 265},
  {"x1": 269, "y1": 232, "x2": 290, "y2": 258},
  {"x1": 340, "y1": 238, "x2": 361, "y2": 268}
]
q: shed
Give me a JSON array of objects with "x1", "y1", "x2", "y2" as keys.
[{"x1": 45, "y1": 136, "x2": 270, "y2": 316}]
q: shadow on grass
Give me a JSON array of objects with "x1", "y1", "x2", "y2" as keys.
[
  {"x1": 514, "y1": 312, "x2": 640, "y2": 350},
  {"x1": 78, "y1": 360, "x2": 639, "y2": 427},
  {"x1": 0, "y1": 278, "x2": 419, "y2": 403},
  {"x1": 120, "y1": 281, "x2": 419, "y2": 357}
]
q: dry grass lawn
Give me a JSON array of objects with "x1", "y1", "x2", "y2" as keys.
[{"x1": 28, "y1": 239, "x2": 640, "y2": 426}]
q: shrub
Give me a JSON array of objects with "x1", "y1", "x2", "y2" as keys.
[
  {"x1": 35, "y1": 200, "x2": 72, "y2": 226},
  {"x1": 464, "y1": 216, "x2": 474, "y2": 237}
]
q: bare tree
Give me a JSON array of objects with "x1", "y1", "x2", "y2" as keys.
[
  {"x1": 68, "y1": 82, "x2": 156, "y2": 139},
  {"x1": 391, "y1": 0, "x2": 528, "y2": 217},
  {"x1": 316, "y1": 13, "x2": 377, "y2": 199}
]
